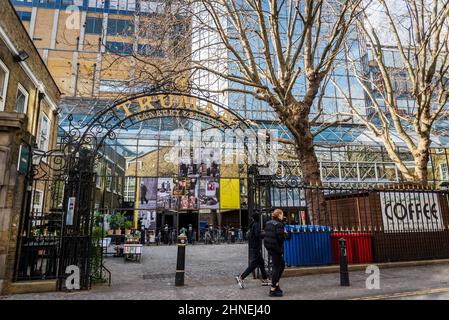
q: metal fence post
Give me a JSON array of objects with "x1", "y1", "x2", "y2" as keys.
[
  {"x1": 339, "y1": 237, "x2": 350, "y2": 286},
  {"x1": 175, "y1": 234, "x2": 187, "y2": 286}
]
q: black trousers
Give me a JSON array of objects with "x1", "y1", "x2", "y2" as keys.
[
  {"x1": 241, "y1": 252, "x2": 267, "y2": 280},
  {"x1": 270, "y1": 252, "x2": 285, "y2": 288}
]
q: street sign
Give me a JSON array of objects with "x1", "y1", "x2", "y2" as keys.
[
  {"x1": 17, "y1": 145, "x2": 30, "y2": 174},
  {"x1": 66, "y1": 197, "x2": 76, "y2": 225}
]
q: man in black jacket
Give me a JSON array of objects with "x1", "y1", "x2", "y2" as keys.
[
  {"x1": 235, "y1": 213, "x2": 270, "y2": 289},
  {"x1": 263, "y1": 209, "x2": 290, "y2": 297}
]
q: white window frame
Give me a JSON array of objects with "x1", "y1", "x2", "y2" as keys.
[
  {"x1": 106, "y1": 167, "x2": 112, "y2": 192},
  {"x1": 126, "y1": 160, "x2": 142, "y2": 169},
  {"x1": 0, "y1": 59, "x2": 9, "y2": 112},
  {"x1": 15, "y1": 83, "x2": 29, "y2": 114},
  {"x1": 39, "y1": 113, "x2": 51, "y2": 152},
  {"x1": 32, "y1": 189, "x2": 43, "y2": 215},
  {"x1": 440, "y1": 163, "x2": 448, "y2": 181},
  {"x1": 113, "y1": 172, "x2": 119, "y2": 194},
  {"x1": 124, "y1": 176, "x2": 136, "y2": 202}
]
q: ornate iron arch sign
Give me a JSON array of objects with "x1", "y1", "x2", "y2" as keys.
[{"x1": 63, "y1": 91, "x2": 254, "y2": 156}]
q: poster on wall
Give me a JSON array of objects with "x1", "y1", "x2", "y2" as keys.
[
  {"x1": 157, "y1": 178, "x2": 173, "y2": 209},
  {"x1": 173, "y1": 177, "x2": 198, "y2": 210},
  {"x1": 199, "y1": 161, "x2": 220, "y2": 178},
  {"x1": 140, "y1": 210, "x2": 156, "y2": 231},
  {"x1": 199, "y1": 178, "x2": 219, "y2": 209},
  {"x1": 379, "y1": 192, "x2": 444, "y2": 232},
  {"x1": 220, "y1": 178, "x2": 240, "y2": 209},
  {"x1": 179, "y1": 163, "x2": 199, "y2": 177},
  {"x1": 137, "y1": 177, "x2": 158, "y2": 210}
]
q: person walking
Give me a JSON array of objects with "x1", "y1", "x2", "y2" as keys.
[
  {"x1": 140, "y1": 183, "x2": 148, "y2": 205},
  {"x1": 263, "y1": 209, "x2": 290, "y2": 297},
  {"x1": 235, "y1": 213, "x2": 270, "y2": 289}
]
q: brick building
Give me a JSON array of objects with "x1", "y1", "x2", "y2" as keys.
[{"x1": 0, "y1": 0, "x2": 61, "y2": 294}]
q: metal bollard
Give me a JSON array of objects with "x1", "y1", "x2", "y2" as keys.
[
  {"x1": 175, "y1": 234, "x2": 187, "y2": 286},
  {"x1": 339, "y1": 237, "x2": 350, "y2": 286}
]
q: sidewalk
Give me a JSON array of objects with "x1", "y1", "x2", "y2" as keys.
[
  {"x1": 2, "y1": 244, "x2": 449, "y2": 300},
  {"x1": 3, "y1": 263, "x2": 449, "y2": 300}
]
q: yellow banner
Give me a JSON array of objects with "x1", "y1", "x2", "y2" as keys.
[
  {"x1": 219, "y1": 178, "x2": 240, "y2": 209},
  {"x1": 134, "y1": 177, "x2": 140, "y2": 229}
]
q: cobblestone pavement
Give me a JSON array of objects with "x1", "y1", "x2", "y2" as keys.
[{"x1": 3, "y1": 243, "x2": 449, "y2": 300}]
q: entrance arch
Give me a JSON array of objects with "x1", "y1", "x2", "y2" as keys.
[{"x1": 15, "y1": 88, "x2": 267, "y2": 290}]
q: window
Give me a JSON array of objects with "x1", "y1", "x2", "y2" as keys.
[
  {"x1": 32, "y1": 190, "x2": 43, "y2": 215},
  {"x1": 109, "y1": 0, "x2": 135, "y2": 11},
  {"x1": 85, "y1": 17, "x2": 102, "y2": 35},
  {"x1": 39, "y1": 0, "x2": 56, "y2": 4},
  {"x1": 99, "y1": 80, "x2": 129, "y2": 93},
  {"x1": 0, "y1": 59, "x2": 9, "y2": 111},
  {"x1": 62, "y1": 0, "x2": 83, "y2": 5},
  {"x1": 95, "y1": 164, "x2": 102, "y2": 188},
  {"x1": 126, "y1": 160, "x2": 142, "y2": 169},
  {"x1": 88, "y1": 0, "x2": 104, "y2": 8},
  {"x1": 441, "y1": 163, "x2": 448, "y2": 181},
  {"x1": 17, "y1": 11, "x2": 32, "y2": 22},
  {"x1": 117, "y1": 176, "x2": 123, "y2": 195},
  {"x1": 106, "y1": 167, "x2": 112, "y2": 191},
  {"x1": 105, "y1": 41, "x2": 133, "y2": 55},
  {"x1": 137, "y1": 44, "x2": 165, "y2": 58},
  {"x1": 107, "y1": 19, "x2": 134, "y2": 36},
  {"x1": 140, "y1": 0, "x2": 164, "y2": 14},
  {"x1": 39, "y1": 113, "x2": 50, "y2": 152},
  {"x1": 15, "y1": 84, "x2": 29, "y2": 114},
  {"x1": 124, "y1": 177, "x2": 136, "y2": 202}
]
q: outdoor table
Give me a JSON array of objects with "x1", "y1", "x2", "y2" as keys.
[{"x1": 123, "y1": 244, "x2": 142, "y2": 262}]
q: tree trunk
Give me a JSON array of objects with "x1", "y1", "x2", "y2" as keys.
[
  {"x1": 413, "y1": 139, "x2": 431, "y2": 185},
  {"x1": 289, "y1": 116, "x2": 328, "y2": 225}
]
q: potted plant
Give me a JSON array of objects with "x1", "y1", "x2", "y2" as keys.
[
  {"x1": 107, "y1": 214, "x2": 114, "y2": 235},
  {"x1": 124, "y1": 220, "x2": 133, "y2": 235},
  {"x1": 109, "y1": 214, "x2": 124, "y2": 235}
]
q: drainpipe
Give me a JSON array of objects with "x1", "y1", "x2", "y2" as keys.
[{"x1": 34, "y1": 91, "x2": 45, "y2": 138}]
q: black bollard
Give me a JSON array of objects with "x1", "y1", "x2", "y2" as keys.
[
  {"x1": 339, "y1": 237, "x2": 350, "y2": 286},
  {"x1": 175, "y1": 234, "x2": 187, "y2": 286}
]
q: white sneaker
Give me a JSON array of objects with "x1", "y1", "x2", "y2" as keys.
[
  {"x1": 235, "y1": 276, "x2": 244, "y2": 289},
  {"x1": 261, "y1": 279, "x2": 271, "y2": 286}
]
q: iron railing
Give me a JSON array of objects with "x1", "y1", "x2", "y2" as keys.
[{"x1": 254, "y1": 179, "x2": 449, "y2": 267}]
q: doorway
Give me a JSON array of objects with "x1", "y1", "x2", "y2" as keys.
[{"x1": 178, "y1": 211, "x2": 199, "y2": 241}]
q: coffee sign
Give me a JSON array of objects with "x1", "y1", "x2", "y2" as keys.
[{"x1": 380, "y1": 192, "x2": 444, "y2": 232}]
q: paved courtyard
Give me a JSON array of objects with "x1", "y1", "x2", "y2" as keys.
[{"x1": 3, "y1": 243, "x2": 449, "y2": 300}]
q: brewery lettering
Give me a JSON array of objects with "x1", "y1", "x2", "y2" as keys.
[{"x1": 116, "y1": 94, "x2": 237, "y2": 127}]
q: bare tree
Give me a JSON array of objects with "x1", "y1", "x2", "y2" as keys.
[
  {"x1": 335, "y1": 0, "x2": 449, "y2": 184},
  {"x1": 190, "y1": 0, "x2": 362, "y2": 188}
]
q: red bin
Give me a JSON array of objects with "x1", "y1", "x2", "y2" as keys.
[
  {"x1": 331, "y1": 232, "x2": 373, "y2": 264},
  {"x1": 331, "y1": 232, "x2": 354, "y2": 264},
  {"x1": 352, "y1": 232, "x2": 373, "y2": 264}
]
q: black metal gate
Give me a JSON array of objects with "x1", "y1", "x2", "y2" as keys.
[
  {"x1": 13, "y1": 141, "x2": 97, "y2": 289},
  {"x1": 13, "y1": 86, "x2": 257, "y2": 290}
]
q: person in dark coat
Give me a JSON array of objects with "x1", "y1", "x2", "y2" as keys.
[
  {"x1": 263, "y1": 209, "x2": 290, "y2": 297},
  {"x1": 235, "y1": 213, "x2": 270, "y2": 289},
  {"x1": 187, "y1": 224, "x2": 194, "y2": 244},
  {"x1": 140, "y1": 184, "x2": 148, "y2": 204}
]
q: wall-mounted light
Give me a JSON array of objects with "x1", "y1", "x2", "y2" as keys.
[{"x1": 13, "y1": 50, "x2": 29, "y2": 62}]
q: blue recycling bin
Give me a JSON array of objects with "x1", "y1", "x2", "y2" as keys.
[{"x1": 283, "y1": 225, "x2": 332, "y2": 267}]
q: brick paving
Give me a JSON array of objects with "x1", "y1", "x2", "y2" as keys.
[{"x1": 3, "y1": 243, "x2": 449, "y2": 300}]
